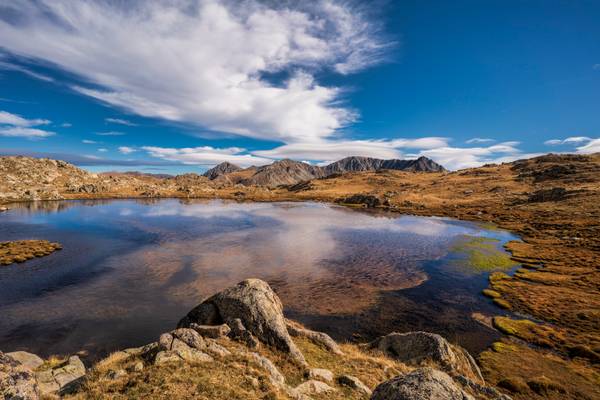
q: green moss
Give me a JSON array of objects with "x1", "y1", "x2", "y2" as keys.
[
  {"x1": 491, "y1": 342, "x2": 517, "y2": 353},
  {"x1": 450, "y1": 235, "x2": 519, "y2": 273}
]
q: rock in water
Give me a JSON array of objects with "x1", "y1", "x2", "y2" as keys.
[
  {"x1": 371, "y1": 368, "x2": 474, "y2": 400},
  {"x1": 369, "y1": 331, "x2": 484, "y2": 384},
  {"x1": 179, "y1": 279, "x2": 306, "y2": 365}
]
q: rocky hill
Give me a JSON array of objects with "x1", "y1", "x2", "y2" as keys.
[
  {"x1": 323, "y1": 156, "x2": 446, "y2": 175},
  {"x1": 241, "y1": 159, "x2": 326, "y2": 187},
  {"x1": 0, "y1": 279, "x2": 511, "y2": 400},
  {"x1": 203, "y1": 162, "x2": 242, "y2": 180}
]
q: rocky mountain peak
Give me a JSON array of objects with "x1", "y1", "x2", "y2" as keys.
[{"x1": 203, "y1": 162, "x2": 242, "y2": 180}]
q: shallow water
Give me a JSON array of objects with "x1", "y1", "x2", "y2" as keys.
[{"x1": 0, "y1": 199, "x2": 518, "y2": 360}]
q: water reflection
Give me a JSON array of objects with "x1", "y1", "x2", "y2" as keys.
[{"x1": 0, "y1": 199, "x2": 518, "y2": 359}]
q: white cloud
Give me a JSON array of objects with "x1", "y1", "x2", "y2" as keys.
[
  {"x1": 545, "y1": 136, "x2": 592, "y2": 146},
  {"x1": 466, "y1": 137, "x2": 495, "y2": 144},
  {"x1": 61, "y1": 122, "x2": 72, "y2": 128},
  {"x1": 0, "y1": 110, "x2": 54, "y2": 138},
  {"x1": 253, "y1": 137, "x2": 449, "y2": 161},
  {"x1": 106, "y1": 118, "x2": 137, "y2": 126},
  {"x1": 118, "y1": 146, "x2": 136, "y2": 154},
  {"x1": 0, "y1": 59, "x2": 54, "y2": 82},
  {"x1": 142, "y1": 146, "x2": 272, "y2": 168},
  {"x1": 544, "y1": 139, "x2": 562, "y2": 145},
  {"x1": 98, "y1": 148, "x2": 108, "y2": 153},
  {"x1": 0, "y1": 0, "x2": 388, "y2": 143},
  {"x1": 96, "y1": 131, "x2": 125, "y2": 136},
  {"x1": 576, "y1": 138, "x2": 600, "y2": 154},
  {"x1": 417, "y1": 142, "x2": 541, "y2": 170},
  {"x1": 82, "y1": 139, "x2": 97, "y2": 144}
]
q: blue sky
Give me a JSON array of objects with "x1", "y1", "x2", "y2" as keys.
[{"x1": 1, "y1": 0, "x2": 599, "y2": 173}]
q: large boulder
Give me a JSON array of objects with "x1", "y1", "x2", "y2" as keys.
[
  {"x1": 369, "y1": 332, "x2": 483, "y2": 384},
  {"x1": 371, "y1": 368, "x2": 474, "y2": 400},
  {"x1": 179, "y1": 279, "x2": 306, "y2": 365},
  {"x1": 0, "y1": 351, "x2": 39, "y2": 400}
]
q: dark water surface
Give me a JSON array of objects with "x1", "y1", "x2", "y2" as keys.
[{"x1": 0, "y1": 199, "x2": 518, "y2": 360}]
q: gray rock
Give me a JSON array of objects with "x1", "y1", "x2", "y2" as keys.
[
  {"x1": 171, "y1": 328, "x2": 205, "y2": 350},
  {"x1": 371, "y1": 368, "x2": 475, "y2": 400},
  {"x1": 338, "y1": 374, "x2": 372, "y2": 395},
  {"x1": 52, "y1": 356, "x2": 86, "y2": 394},
  {"x1": 293, "y1": 379, "x2": 336, "y2": 396},
  {"x1": 6, "y1": 351, "x2": 43, "y2": 370},
  {"x1": 190, "y1": 323, "x2": 231, "y2": 339},
  {"x1": 286, "y1": 320, "x2": 344, "y2": 355},
  {"x1": 228, "y1": 318, "x2": 260, "y2": 349},
  {"x1": 0, "y1": 351, "x2": 39, "y2": 400},
  {"x1": 249, "y1": 352, "x2": 285, "y2": 387},
  {"x1": 154, "y1": 351, "x2": 182, "y2": 365},
  {"x1": 204, "y1": 339, "x2": 231, "y2": 358},
  {"x1": 180, "y1": 279, "x2": 306, "y2": 365},
  {"x1": 369, "y1": 331, "x2": 484, "y2": 384},
  {"x1": 307, "y1": 368, "x2": 334, "y2": 382}
]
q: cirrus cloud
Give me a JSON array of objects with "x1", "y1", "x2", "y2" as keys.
[{"x1": 0, "y1": 0, "x2": 389, "y2": 143}]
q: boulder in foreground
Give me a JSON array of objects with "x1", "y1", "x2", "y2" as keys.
[{"x1": 179, "y1": 278, "x2": 306, "y2": 365}]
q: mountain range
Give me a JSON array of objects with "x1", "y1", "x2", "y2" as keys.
[{"x1": 204, "y1": 156, "x2": 445, "y2": 187}]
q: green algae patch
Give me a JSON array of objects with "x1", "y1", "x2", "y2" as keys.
[{"x1": 450, "y1": 235, "x2": 519, "y2": 273}]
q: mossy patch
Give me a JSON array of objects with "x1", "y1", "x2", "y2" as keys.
[
  {"x1": 482, "y1": 289, "x2": 501, "y2": 298},
  {"x1": 493, "y1": 298, "x2": 512, "y2": 310},
  {"x1": 450, "y1": 235, "x2": 518, "y2": 273},
  {"x1": 0, "y1": 240, "x2": 62, "y2": 266}
]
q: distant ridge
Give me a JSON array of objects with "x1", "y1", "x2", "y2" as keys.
[
  {"x1": 203, "y1": 161, "x2": 241, "y2": 180},
  {"x1": 323, "y1": 156, "x2": 445, "y2": 175}
]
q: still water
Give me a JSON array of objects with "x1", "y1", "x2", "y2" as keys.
[{"x1": 0, "y1": 199, "x2": 518, "y2": 360}]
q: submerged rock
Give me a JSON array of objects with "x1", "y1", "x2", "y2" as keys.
[
  {"x1": 371, "y1": 368, "x2": 474, "y2": 400},
  {"x1": 179, "y1": 279, "x2": 306, "y2": 365},
  {"x1": 369, "y1": 331, "x2": 484, "y2": 384}
]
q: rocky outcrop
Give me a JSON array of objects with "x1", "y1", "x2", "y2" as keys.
[
  {"x1": 241, "y1": 159, "x2": 325, "y2": 188},
  {"x1": 179, "y1": 279, "x2": 307, "y2": 365},
  {"x1": 369, "y1": 331, "x2": 484, "y2": 384},
  {"x1": 0, "y1": 351, "x2": 39, "y2": 400},
  {"x1": 324, "y1": 156, "x2": 446, "y2": 175},
  {"x1": 337, "y1": 194, "x2": 382, "y2": 208},
  {"x1": 338, "y1": 375, "x2": 372, "y2": 395},
  {"x1": 371, "y1": 368, "x2": 474, "y2": 400},
  {"x1": 203, "y1": 162, "x2": 241, "y2": 180},
  {"x1": 285, "y1": 320, "x2": 344, "y2": 355}
]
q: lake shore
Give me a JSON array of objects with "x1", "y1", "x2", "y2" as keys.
[{"x1": 1, "y1": 153, "x2": 599, "y2": 399}]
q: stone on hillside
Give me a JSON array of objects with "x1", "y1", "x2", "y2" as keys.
[
  {"x1": 337, "y1": 374, "x2": 372, "y2": 395},
  {"x1": 369, "y1": 331, "x2": 484, "y2": 383},
  {"x1": 371, "y1": 368, "x2": 474, "y2": 400},
  {"x1": 6, "y1": 351, "x2": 44, "y2": 370},
  {"x1": 307, "y1": 368, "x2": 334, "y2": 382},
  {"x1": 204, "y1": 340, "x2": 231, "y2": 358},
  {"x1": 157, "y1": 332, "x2": 213, "y2": 364},
  {"x1": 228, "y1": 318, "x2": 260, "y2": 349},
  {"x1": 286, "y1": 320, "x2": 344, "y2": 355},
  {"x1": 0, "y1": 351, "x2": 39, "y2": 400},
  {"x1": 293, "y1": 379, "x2": 336, "y2": 396},
  {"x1": 154, "y1": 351, "x2": 182, "y2": 365},
  {"x1": 180, "y1": 279, "x2": 306, "y2": 365},
  {"x1": 171, "y1": 328, "x2": 205, "y2": 350},
  {"x1": 33, "y1": 355, "x2": 85, "y2": 396},
  {"x1": 249, "y1": 352, "x2": 285, "y2": 387},
  {"x1": 190, "y1": 323, "x2": 231, "y2": 338}
]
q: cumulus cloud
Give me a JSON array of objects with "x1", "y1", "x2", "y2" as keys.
[
  {"x1": 106, "y1": 118, "x2": 137, "y2": 126},
  {"x1": 577, "y1": 139, "x2": 600, "y2": 154},
  {"x1": 544, "y1": 136, "x2": 591, "y2": 146},
  {"x1": 417, "y1": 142, "x2": 542, "y2": 170},
  {"x1": 466, "y1": 137, "x2": 495, "y2": 144},
  {"x1": 253, "y1": 137, "x2": 449, "y2": 162},
  {"x1": 0, "y1": 0, "x2": 388, "y2": 143},
  {"x1": 142, "y1": 146, "x2": 272, "y2": 168},
  {"x1": 118, "y1": 146, "x2": 136, "y2": 154},
  {"x1": 0, "y1": 110, "x2": 54, "y2": 138}
]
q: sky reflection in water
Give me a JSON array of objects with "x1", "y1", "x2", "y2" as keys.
[{"x1": 0, "y1": 199, "x2": 518, "y2": 359}]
